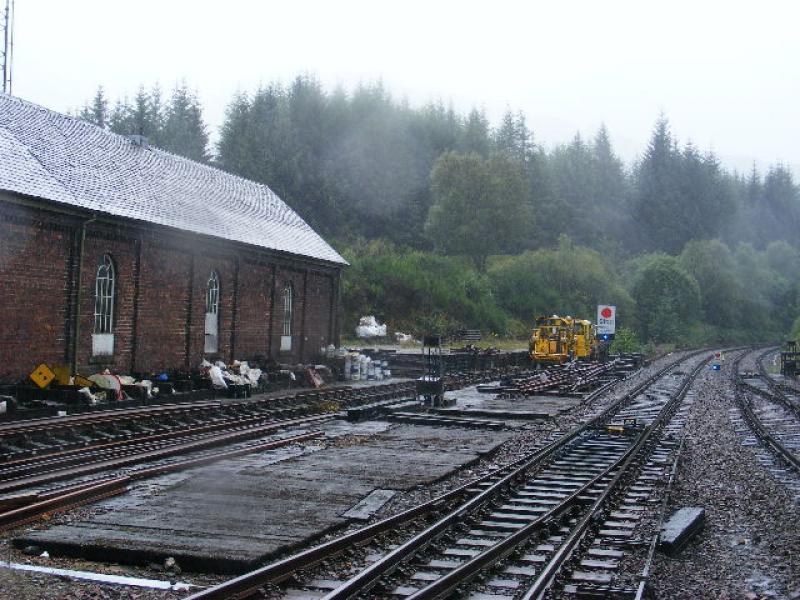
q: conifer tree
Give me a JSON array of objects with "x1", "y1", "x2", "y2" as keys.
[
  {"x1": 460, "y1": 108, "x2": 491, "y2": 156},
  {"x1": 80, "y1": 86, "x2": 109, "y2": 128},
  {"x1": 161, "y1": 83, "x2": 210, "y2": 162}
]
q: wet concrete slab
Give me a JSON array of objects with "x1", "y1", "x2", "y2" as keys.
[
  {"x1": 16, "y1": 421, "x2": 513, "y2": 573},
  {"x1": 434, "y1": 385, "x2": 582, "y2": 420}
]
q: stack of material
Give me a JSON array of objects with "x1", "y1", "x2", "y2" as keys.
[
  {"x1": 200, "y1": 359, "x2": 263, "y2": 393},
  {"x1": 497, "y1": 360, "x2": 617, "y2": 398},
  {"x1": 18, "y1": 363, "x2": 167, "y2": 408}
]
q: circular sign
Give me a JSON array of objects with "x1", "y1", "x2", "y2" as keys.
[{"x1": 601, "y1": 307, "x2": 613, "y2": 319}]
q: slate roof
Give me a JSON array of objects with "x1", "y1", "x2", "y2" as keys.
[{"x1": 0, "y1": 94, "x2": 346, "y2": 265}]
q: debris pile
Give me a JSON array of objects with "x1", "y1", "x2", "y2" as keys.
[
  {"x1": 200, "y1": 359, "x2": 263, "y2": 393},
  {"x1": 2, "y1": 356, "x2": 339, "y2": 419},
  {"x1": 355, "y1": 315, "x2": 387, "y2": 338}
]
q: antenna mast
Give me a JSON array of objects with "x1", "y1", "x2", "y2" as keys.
[{"x1": 2, "y1": 0, "x2": 14, "y2": 94}]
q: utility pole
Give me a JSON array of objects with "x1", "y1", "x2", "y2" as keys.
[{"x1": 2, "y1": 0, "x2": 15, "y2": 94}]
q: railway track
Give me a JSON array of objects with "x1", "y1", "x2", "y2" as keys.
[
  {"x1": 0, "y1": 366, "x2": 538, "y2": 531},
  {"x1": 734, "y1": 348, "x2": 800, "y2": 476},
  {"x1": 186, "y1": 349, "x2": 717, "y2": 600},
  {"x1": 0, "y1": 383, "x2": 412, "y2": 462}
]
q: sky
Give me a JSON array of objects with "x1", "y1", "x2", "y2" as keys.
[{"x1": 9, "y1": 0, "x2": 800, "y2": 174}]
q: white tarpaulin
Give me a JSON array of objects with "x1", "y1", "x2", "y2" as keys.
[{"x1": 356, "y1": 316, "x2": 387, "y2": 338}]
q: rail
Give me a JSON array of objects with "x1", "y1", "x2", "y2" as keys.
[
  {"x1": 735, "y1": 348, "x2": 800, "y2": 474},
  {"x1": 186, "y1": 350, "x2": 707, "y2": 600}
]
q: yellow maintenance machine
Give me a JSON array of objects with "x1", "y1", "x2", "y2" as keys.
[{"x1": 529, "y1": 315, "x2": 597, "y2": 364}]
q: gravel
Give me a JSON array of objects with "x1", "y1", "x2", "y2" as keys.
[{"x1": 651, "y1": 353, "x2": 800, "y2": 600}]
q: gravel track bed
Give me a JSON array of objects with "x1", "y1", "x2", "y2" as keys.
[{"x1": 652, "y1": 353, "x2": 800, "y2": 600}]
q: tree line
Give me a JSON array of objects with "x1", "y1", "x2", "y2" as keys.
[
  {"x1": 78, "y1": 84, "x2": 209, "y2": 162},
  {"x1": 79, "y1": 77, "x2": 800, "y2": 346}
]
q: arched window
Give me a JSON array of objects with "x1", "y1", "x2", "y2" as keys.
[
  {"x1": 283, "y1": 284, "x2": 293, "y2": 336},
  {"x1": 204, "y1": 271, "x2": 220, "y2": 354},
  {"x1": 92, "y1": 254, "x2": 115, "y2": 356},
  {"x1": 281, "y1": 283, "x2": 293, "y2": 351},
  {"x1": 94, "y1": 254, "x2": 115, "y2": 333}
]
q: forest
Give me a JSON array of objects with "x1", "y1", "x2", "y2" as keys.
[{"x1": 78, "y1": 77, "x2": 800, "y2": 348}]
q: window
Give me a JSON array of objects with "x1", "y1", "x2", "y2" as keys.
[
  {"x1": 205, "y1": 271, "x2": 220, "y2": 354},
  {"x1": 282, "y1": 284, "x2": 293, "y2": 336},
  {"x1": 92, "y1": 254, "x2": 115, "y2": 356},
  {"x1": 281, "y1": 283, "x2": 293, "y2": 351}
]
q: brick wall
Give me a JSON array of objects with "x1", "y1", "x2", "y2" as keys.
[
  {"x1": 235, "y1": 260, "x2": 273, "y2": 361},
  {"x1": 0, "y1": 209, "x2": 72, "y2": 377},
  {"x1": 0, "y1": 197, "x2": 343, "y2": 381},
  {"x1": 134, "y1": 241, "x2": 193, "y2": 373},
  {"x1": 304, "y1": 270, "x2": 335, "y2": 359}
]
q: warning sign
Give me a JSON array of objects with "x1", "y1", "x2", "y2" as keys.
[{"x1": 596, "y1": 305, "x2": 616, "y2": 335}]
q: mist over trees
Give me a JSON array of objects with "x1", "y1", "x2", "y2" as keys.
[{"x1": 79, "y1": 76, "x2": 800, "y2": 345}]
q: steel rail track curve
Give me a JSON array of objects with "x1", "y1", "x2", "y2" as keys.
[{"x1": 734, "y1": 348, "x2": 800, "y2": 474}]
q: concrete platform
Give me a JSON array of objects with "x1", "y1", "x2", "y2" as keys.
[
  {"x1": 16, "y1": 421, "x2": 513, "y2": 573},
  {"x1": 435, "y1": 385, "x2": 583, "y2": 420}
]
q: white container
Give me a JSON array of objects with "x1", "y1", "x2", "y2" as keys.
[
  {"x1": 384, "y1": 369, "x2": 391, "y2": 379},
  {"x1": 344, "y1": 355, "x2": 352, "y2": 380}
]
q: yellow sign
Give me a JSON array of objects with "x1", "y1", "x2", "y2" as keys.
[{"x1": 30, "y1": 363, "x2": 56, "y2": 389}]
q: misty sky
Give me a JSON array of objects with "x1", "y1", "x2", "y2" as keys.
[{"x1": 10, "y1": 0, "x2": 800, "y2": 174}]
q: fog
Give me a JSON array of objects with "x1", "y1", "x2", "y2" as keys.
[{"x1": 10, "y1": 0, "x2": 800, "y2": 174}]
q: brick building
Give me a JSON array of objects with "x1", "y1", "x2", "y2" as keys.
[{"x1": 0, "y1": 94, "x2": 346, "y2": 380}]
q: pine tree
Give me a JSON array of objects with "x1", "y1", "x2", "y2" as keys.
[
  {"x1": 216, "y1": 92, "x2": 254, "y2": 177},
  {"x1": 548, "y1": 133, "x2": 594, "y2": 245},
  {"x1": 632, "y1": 116, "x2": 685, "y2": 252},
  {"x1": 108, "y1": 97, "x2": 132, "y2": 134},
  {"x1": 80, "y1": 86, "x2": 109, "y2": 128},
  {"x1": 762, "y1": 164, "x2": 800, "y2": 244},
  {"x1": 460, "y1": 108, "x2": 491, "y2": 156},
  {"x1": 147, "y1": 84, "x2": 165, "y2": 146},
  {"x1": 495, "y1": 110, "x2": 532, "y2": 163},
  {"x1": 591, "y1": 124, "x2": 628, "y2": 248},
  {"x1": 161, "y1": 83, "x2": 210, "y2": 162}
]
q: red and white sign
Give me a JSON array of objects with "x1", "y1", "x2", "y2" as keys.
[{"x1": 596, "y1": 305, "x2": 616, "y2": 335}]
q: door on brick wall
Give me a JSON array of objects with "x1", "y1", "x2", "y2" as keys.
[{"x1": 205, "y1": 271, "x2": 219, "y2": 354}]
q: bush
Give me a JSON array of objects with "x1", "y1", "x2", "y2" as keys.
[
  {"x1": 631, "y1": 255, "x2": 701, "y2": 343},
  {"x1": 610, "y1": 327, "x2": 640, "y2": 354},
  {"x1": 488, "y1": 236, "x2": 634, "y2": 325},
  {"x1": 340, "y1": 239, "x2": 510, "y2": 338}
]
